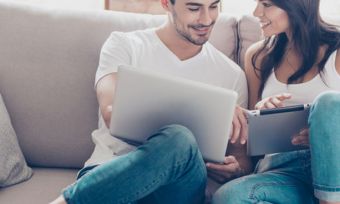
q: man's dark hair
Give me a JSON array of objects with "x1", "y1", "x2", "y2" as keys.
[{"x1": 170, "y1": 0, "x2": 175, "y2": 4}]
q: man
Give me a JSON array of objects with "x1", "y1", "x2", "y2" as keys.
[{"x1": 50, "y1": 0, "x2": 251, "y2": 203}]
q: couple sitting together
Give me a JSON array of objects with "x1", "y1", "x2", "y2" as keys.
[{"x1": 51, "y1": 0, "x2": 340, "y2": 203}]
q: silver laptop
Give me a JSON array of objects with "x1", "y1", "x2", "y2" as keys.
[
  {"x1": 109, "y1": 65, "x2": 238, "y2": 163},
  {"x1": 247, "y1": 104, "x2": 310, "y2": 156}
]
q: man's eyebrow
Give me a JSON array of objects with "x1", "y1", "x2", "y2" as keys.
[
  {"x1": 186, "y1": 2, "x2": 202, "y2": 6},
  {"x1": 186, "y1": 0, "x2": 220, "y2": 7},
  {"x1": 211, "y1": 0, "x2": 221, "y2": 5}
]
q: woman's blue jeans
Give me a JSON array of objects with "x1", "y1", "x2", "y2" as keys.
[
  {"x1": 63, "y1": 124, "x2": 207, "y2": 204},
  {"x1": 213, "y1": 91, "x2": 340, "y2": 203}
]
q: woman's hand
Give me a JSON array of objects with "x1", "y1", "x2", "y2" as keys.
[
  {"x1": 230, "y1": 106, "x2": 248, "y2": 145},
  {"x1": 292, "y1": 128, "x2": 310, "y2": 147},
  {"x1": 255, "y1": 93, "x2": 292, "y2": 110},
  {"x1": 206, "y1": 156, "x2": 244, "y2": 183}
]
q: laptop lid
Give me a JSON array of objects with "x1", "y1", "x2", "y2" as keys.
[
  {"x1": 247, "y1": 104, "x2": 310, "y2": 156},
  {"x1": 110, "y1": 65, "x2": 238, "y2": 163}
]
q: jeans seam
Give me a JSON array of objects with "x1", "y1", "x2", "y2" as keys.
[
  {"x1": 249, "y1": 182, "x2": 299, "y2": 201},
  {"x1": 314, "y1": 184, "x2": 340, "y2": 192},
  {"x1": 119, "y1": 170, "x2": 169, "y2": 204},
  {"x1": 116, "y1": 154, "x2": 198, "y2": 203}
]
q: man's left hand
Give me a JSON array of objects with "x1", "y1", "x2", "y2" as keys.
[{"x1": 206, "y1": 156, "x2": 244, "y2": 183}]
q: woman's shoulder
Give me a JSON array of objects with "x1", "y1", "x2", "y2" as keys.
[
  {"x1": 244, "y1": 40, "x2": 267, "y2": 72},
  {"x1": 245, "y1": 40, "x2": 265, "y2": 58},
  {"x1": 336, "y1": 47, "x2": 340, "y2": 73}
]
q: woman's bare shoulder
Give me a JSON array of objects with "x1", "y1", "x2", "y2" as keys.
[
  {"x1": 244, "y1": 40, "x2": 266, "y2": 73},
  {"x1": 336, "y1": 48, "x2": 340, "y2": 74},
  {"x1": 245, "y1": 40, "x2": 265, "y2": 58}
]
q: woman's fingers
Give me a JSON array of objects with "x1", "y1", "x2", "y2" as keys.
[
  {"x1": 276, "y1": 93, "x2": 292, "y2": 101},
  {"x1": 255, "y1": 93, "x2": 292, "y2": 110}
]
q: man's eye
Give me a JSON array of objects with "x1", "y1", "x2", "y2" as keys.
[
  {"x1": 210, "y1": 5, "x2": 218, "y2": 9},
  {"x1": 188, "y1": 7, "x2": 199, "y2": 11}
]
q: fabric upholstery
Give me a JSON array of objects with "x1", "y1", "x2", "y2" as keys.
[
  {"x1": 237, "y1": 15, "x2": 263, "y2": 69},
  {"x1": 0, "y1": 94, "x2": 32, "y2": 187},
  {"x1": 0, "y1": 1, "x2": 238, "y2": 168},
  {"x1": 1, "y1": 1, "x2": 338, "y2": 203},
  {"x1": 0, "y1": 168, "x2": 77, "y2": 204}
]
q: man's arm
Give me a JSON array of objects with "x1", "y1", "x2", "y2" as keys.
[
  {"x1": 96, "y1": 73, "x2": 117, "y2": 128},
  {"x1": 205, "y1": 70, "x2": 253, "y2": 182}
]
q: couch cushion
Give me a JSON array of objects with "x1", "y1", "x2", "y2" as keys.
[
  {"x1": 0, "y1": 94, "x2": 32, "y2": 187},
  {"x1": 0, "y1": 2, "x2": 238, "y2": 168},
  {"x1": 0, "y1": 167, "x2": 221, "y2": 204},
  {"x1": 0, "y1": 168, "x2": 77, "y2": 204},
  {"x1": 210, "y1": 14, "x2": 238, "y2": 62},
  {"x1": 237, "y1": 15, "x2": 263, "y2": 69}
]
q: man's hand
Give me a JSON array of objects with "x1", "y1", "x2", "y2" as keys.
[
  {"x1": 255, "y1": 93, "x2": 292, "y2": 110},
  {"x1": 230, "y1": 106, "x2": 248, "y2": 145},
  {"x1": 206, "y1": 156, "x2": 244, "y2": 183},
  {"x1": 103, "y1": 105, "x2": 113, "y2": 128},
  {"x1": 292, "y1": 128, "x2": 310, "y2": 147},
  {"x1": 96, "y1": 73, "x2": 117, "y2": 129}
]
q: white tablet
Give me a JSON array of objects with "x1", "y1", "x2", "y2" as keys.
[{"x1": 247, "y1": 104, "x2": 310, "y2": 156}]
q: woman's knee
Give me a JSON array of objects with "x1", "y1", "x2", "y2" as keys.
[
  {"x1": 212, "y1": 178, "x2": 253, "y2": 204},
  {"x1": 311, "y1": 91, "x2": 340, "y2": 118}
]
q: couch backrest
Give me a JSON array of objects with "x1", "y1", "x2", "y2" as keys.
[{"x1": 0, "y1": 2, "x2": 241, "y2": 168}]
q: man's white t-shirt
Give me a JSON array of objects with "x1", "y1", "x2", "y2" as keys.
[{"x1": 85, "y1": 28, "x2": 248, "y2": 167}]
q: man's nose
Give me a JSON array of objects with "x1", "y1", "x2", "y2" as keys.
[{"x1": 199, "y1": 9, "x2": 213, "y2": 26}]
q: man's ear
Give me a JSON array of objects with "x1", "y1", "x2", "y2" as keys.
[{"x1": 160, "y1": 0, "x2": 171, "y2": 11}]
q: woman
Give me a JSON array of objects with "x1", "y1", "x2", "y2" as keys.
[{"x1": 212, "y1": 0, "x2": 340, "y2": 203}]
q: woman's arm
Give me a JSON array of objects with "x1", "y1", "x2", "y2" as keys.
[
  {"x1": 244, "y1": 41, "x2": 264, "y2": 109},
  {"x1": 336, "y1": 48, "x2": 340, "y2": 75}
]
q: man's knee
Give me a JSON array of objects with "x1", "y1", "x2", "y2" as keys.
[{"x1": 157, "y1": 124, "x2": 198, "y2": 150}]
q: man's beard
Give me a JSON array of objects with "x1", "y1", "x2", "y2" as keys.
[
  {"x1": 172, "y1": 11, "x2": 215, "y2": 46},
  {"x1": 175, "y1": 23, "x2": 214, "y2": 45}
]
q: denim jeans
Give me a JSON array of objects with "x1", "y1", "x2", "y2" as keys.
[
  {"x1": 63, "y1": 124, "x2": 207, "y2": 204},
  {"x1": 212, "y1": 91, "x2": 340, "y2": 204}
]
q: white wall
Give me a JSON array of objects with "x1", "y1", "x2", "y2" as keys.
[
  {"x1": 2, "y1": 0, "x2": 340, "y2": 18},
  {"x1": 4, "y1": 0, "x2": 104, "y2": 10},
  {"x1": 221, "y1": 0, "x2": 340, "y2": 18}
]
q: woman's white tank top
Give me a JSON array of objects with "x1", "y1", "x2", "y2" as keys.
[{"x1": 262, "y1": 50, "x2": 340, "y2": 105}]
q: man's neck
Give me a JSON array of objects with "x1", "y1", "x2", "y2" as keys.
[{"x1": 156, "y1": 24, "x2": 203, "y2": 61}]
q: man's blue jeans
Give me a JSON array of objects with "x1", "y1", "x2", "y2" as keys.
[
  {"x1": 212, "y1": 91, "x2": 340, "y2": 203},
  {"x1": 63, "y1": 124, "x2": 207, "y2": 204}
]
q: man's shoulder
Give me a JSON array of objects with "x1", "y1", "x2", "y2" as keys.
[
  {"x1": 205, "y1": 43, "x2": 243, "y2": 73},
  {"x1": 109, "y1": 28, "x2": 156, "y2": 44}
]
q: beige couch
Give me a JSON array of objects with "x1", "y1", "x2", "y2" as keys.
[{"x1": 1, "y1": 1, "x2": 338, "y2": 203}]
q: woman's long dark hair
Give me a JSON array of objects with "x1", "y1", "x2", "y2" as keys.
[{"x1": 252, "y1": 0, "x2": 340, "y2": 98}]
